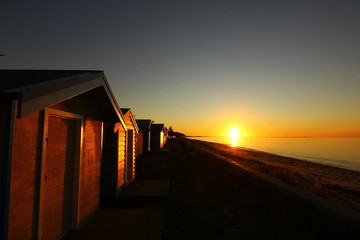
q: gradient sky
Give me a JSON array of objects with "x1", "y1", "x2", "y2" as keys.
[{"x1": 1, "y1": 0, "x2": 360, "y2": 137}]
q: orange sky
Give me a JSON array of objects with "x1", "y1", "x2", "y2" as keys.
[
  {"x1": 167, "y1": 105, "x2": 360, "y2": 137},
  {"x1": 179, "y1": 122, "x2": 360, "y2": 138}
]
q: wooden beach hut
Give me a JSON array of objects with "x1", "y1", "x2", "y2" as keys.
[
  {"x1": 0, "y1": 70, "x2": 127, "y2": 240},
  {"x1": 135, "y1": 119, "x2": 153, "y2": 153},
  {"x1": 150, "y1": 124, "x2": 168, "y2": 150},
  {"x1": 120, "y1": 108, "x2": 139, "y2": 185}
]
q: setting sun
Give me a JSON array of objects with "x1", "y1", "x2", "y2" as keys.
[
  {"x1": 230, "y1": 127, "x2": 240, "y2": 138},
  {"x1": 229, "y1": 127, "x2": 240, "y2": 147}
]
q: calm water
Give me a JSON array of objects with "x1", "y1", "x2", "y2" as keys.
[{"x1": 188, "y1": 137, "x2": 360, "y2": 172}]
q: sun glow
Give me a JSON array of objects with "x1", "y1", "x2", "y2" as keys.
[
  {"x1": 229, "y1": 127, "x2": 240, "y2": 147},
  {"x1": 230, "y1": 127, "x2": 240, "y2": 138}
]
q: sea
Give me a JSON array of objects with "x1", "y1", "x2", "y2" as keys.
[{"x1": 187, "y1": 137, "x2": 360, "y2": 172}]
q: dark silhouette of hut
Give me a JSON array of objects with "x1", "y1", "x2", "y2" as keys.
[
  {"x1": 120, "y1": 108, "x2": 139, "y2": 185},
  {"x1": 150, "y1": 124, "x2": 168, "y2": 150},
  {"x1": 0, "y1": 70, "x2": 127, "y2": 240},
  {"x1": 135, "y1": 119, "x2": 153, "y2": 153}
]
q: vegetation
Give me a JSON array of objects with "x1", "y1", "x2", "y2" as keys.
[{"x1": 168, "y1": 126, "x2": 185, "y2": 137}]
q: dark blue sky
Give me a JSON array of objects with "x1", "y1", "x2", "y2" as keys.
[{"x1": 1, "y1": 0, "x2": 360, "y2": 136}]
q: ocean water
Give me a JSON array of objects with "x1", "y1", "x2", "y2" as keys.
[{"x1": 188, "y1": 137, "x2": 360, "y2": 172}]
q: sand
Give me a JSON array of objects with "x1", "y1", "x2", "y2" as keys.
[
  {"x1": 187, "y1": 138, "x2": 360, "y2": 212},
  {"x1": 136, "y1": 138, "x2": 360, "y2": 239}
]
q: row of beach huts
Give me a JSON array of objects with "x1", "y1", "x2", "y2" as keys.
[{"x1": 0, "y1": 70, "x2": 169, "y2": 240}]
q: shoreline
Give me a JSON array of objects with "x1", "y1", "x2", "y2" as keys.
[
  {"x1": 187, "y1": 136, "x2": 360, "y2": 172},
  {"x1": 183, "y1": 138, "x2": 360, "y2": 213}
]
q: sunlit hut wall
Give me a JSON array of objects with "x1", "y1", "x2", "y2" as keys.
[
  {"x1": 0, "y1": 70, "x2": 126, "y2": 240},
  {"x1": 163, "y1": 127, "x2": 169, "y2": 146},
  {"x1": 135, "y1": 119, "x2": 153, "y2": 153},
  {"x1": 135, "y1": 127, "x2": 143, "y2": 157},
  {"x1": 120, "y1": 108, "x2": 139, "y2": 185},
  {"x1": 101, "y1": 121, "x2": 127, "y2": 202},
  {"x1": 150, "y1": 123, "x2": 167, "y2": 150}
]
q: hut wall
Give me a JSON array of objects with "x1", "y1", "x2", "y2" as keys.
[
  {"x1": 101, "y1": 122, "x2": 126, "y2": 200},
  {"x1": 0, "y1": 100, "x2": 6, "y2": 174},
  {"x1": 151, "y1": 132, "x2": 161, "y2": 150},
  {"x1": 79, "y1": 118, "x2": 102, "y2": 223},
  {"x1": 126, "y1": 129, "x2": 136, "y2": 183},
  {"x1": 135, "y1": 131, "x2": 143, "y2": 157},
  {"x1": 117, "y1": 127, "x2": 126, "y2": 194},
  {"x1": 122, "y1": 113, "x2": 137, "y2": 183},
  {"x1": 8, "y1": 110, "x2": 41, "y2": 240},
  {"x1": 131, "y1": 130, "x2": 136, "y2": 179},
  {"x1": 160, "y1": 132, "x2": 165, "y2": 148},
  {"x1": 101, "y1": 123, "x2": 118, "y2": 198},
  {"x1": 143, "y1": 130, "x2": 150, "y2": 152}
]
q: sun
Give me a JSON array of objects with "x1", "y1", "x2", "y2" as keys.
[
  {"x1": 229, "y1": 127, "x2": 240, "y2": 138},
  {"x1": 229, "y1": 127, "x2": 240, "y2": 147}
]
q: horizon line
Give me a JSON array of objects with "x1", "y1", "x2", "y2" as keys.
[{"x1": 185, "y1": 135, "x2": 360, "y2": 138}]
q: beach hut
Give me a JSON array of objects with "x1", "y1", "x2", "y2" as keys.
[
  {"x1": 150, "y1": 124, "x2": 167, "y2": 150},
  {"x1": 120, "y1": 108, "x2": 139, "y2": 185},
  {"x1": 0, "y1": 70, "x2": 127, "y2": 240},
  {"x1": 135, "y1": 119, "x2": 153, "y2": 153}
]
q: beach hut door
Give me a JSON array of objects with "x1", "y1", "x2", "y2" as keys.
[{"x1": 39, "y1": 110, "x2": 82, "y2": 240}]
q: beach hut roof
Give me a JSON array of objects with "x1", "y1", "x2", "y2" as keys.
[
  {"x1": 0, "y1": 70, "x2": 93, "y2": 91},
  {"x1": 0, "y1": 70, "x2": 127, "y2": 128},
  {"x1": 136, "y1": 119, "x2": 153, "y2": 129},
  {"x1": 151, "y1": 123, "x2": 165, "y2": 132}
]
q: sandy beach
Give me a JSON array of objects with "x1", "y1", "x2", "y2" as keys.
[
  {"x1": 136, "y1": 138, "x2": 360, "y2": 239},
  {"x1": 186, "y1": 138, "x2": 360, "y2": 213}
]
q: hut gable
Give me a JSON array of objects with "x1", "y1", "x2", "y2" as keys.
[
  {"x1": 121, "y1": 108, "x2": 139, "y2": 132},
  {"x1": 0, "y1": 70, "x2": 127, "y2": 240}
]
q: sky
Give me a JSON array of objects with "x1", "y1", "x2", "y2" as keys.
[{"x1": 1, "y1": 0, "x2": 360, "y2": 137}]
